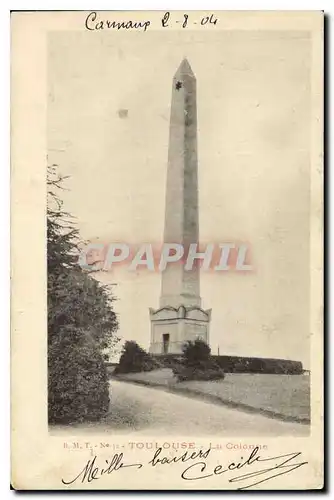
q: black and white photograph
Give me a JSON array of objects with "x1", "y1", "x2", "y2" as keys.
[{"x1": 11, "y1": 10, "x2": 324, "y2": 490}]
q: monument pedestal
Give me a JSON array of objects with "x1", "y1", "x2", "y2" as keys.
[{"x1": 149, "y1": 305, "x2": 211, "y2": 355}]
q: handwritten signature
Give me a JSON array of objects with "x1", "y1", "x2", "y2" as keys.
[
  {"x1": 179, "y1": 447, "x2": 308, "y2": 489},
  {"x1": 61, "y1": 446, "x2": 308, "y2": 490}
]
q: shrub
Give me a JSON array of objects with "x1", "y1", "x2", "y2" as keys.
[
  {"x1": 173, "y1": 339, "x2": 225, "y2": 382},
  {"x1": 48, "y1": 331, "x2": 110, "y2": 424},
  {"x1": 182, "y1": 339, "x2": 211, "y2": 367},
  {"x1": 47, "y1": 266, "x2": 114, "y2": 424},
  {"x1": 114, "y1": 341, "x2": 158, "y2": 374}
]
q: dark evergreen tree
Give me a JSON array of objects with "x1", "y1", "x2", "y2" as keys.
[{"x1": 47, "y1": 165, "x2": 119, "y2": 423}]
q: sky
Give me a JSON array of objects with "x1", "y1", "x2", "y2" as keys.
[{"x1": 48, "y1": 29, "x2": 311, "y2": 368}]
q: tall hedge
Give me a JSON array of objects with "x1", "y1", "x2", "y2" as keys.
[
  {"x1": 154, "y1": 353, "x2": 303, "y2": 375},
  {"x1": 211, "y1": 355, "x2": 303, "y2": 374},
  {"x1": 48, "y1": 331, "x2": 110, "y2": 423},
  {"x1": 47, "y1": 166, "x2": 119, "y2": 424}
]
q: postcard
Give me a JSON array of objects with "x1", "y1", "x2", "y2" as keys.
[{"x1": 11, "y1": 10, "x2": 324, "y2": 490}]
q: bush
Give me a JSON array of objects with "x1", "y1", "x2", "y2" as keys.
[
  {"x1": 182, "y1": 339, "x2": 211, "y2": 367},
  {"x1": 114, "y1": 341, "x2": 158, "y2": 374},
  {"x1": 48, "y1": 331, "x2": 110, "y2": 424},
  {"x1": 172, "y1": 339, "x2": 225, "y2": 382},
  {"x1": 47, "y1": 268, "x2": 114, "y2": 424}
]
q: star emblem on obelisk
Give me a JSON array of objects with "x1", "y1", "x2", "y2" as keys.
[{"x1": 175, "y1": 80, "x2": 183, "y2": 90}]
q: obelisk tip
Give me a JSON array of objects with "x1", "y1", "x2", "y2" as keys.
[{"x1": 175, "y1": 58, "x2": 195, "y2": 78}]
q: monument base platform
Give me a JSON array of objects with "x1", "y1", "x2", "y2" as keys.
[{"x1": 149, "y1": 305, "x2": 211, "y2": 355}]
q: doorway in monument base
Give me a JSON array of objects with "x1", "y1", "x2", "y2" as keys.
[
  {"x1": 149, "y1": 320, "x2": 182, "y2": 355},
  {"x1": 162, "y1": 333, "x2": 170, "y2": 354}
]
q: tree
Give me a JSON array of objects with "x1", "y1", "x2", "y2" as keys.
[
  {"x1": 115, "y1": 341, "x2": 158, "y2": 374},
  {"x1": 47, "y1": 165, "x2": 119, "y2": 423}
]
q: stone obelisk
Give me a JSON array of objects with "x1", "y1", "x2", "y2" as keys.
[{"x1": 149, "y1": 59, "x2": 211, "y2": 355}]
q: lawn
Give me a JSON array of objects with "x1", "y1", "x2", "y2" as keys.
[{"x1": 116, "y1": 370, "x2": 310, "y2": 423}]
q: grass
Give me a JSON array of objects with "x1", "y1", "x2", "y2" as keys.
[{"x1": 115, "y1": 369, "x2": 310, "y2": 424}]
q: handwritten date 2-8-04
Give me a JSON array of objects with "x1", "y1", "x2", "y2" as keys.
[{"x1": 161, "y1": 12, "x2": 218, "y2": 28}]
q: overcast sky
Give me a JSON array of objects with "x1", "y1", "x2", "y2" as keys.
[{"x1": 48, "y1": 29, "x2": 311, "y2": 368}]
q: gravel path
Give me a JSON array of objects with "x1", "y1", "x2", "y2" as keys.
[{"x1": 50, "y1": 380, "x2": 309, "y2": 436}]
